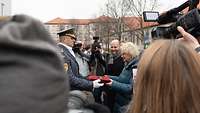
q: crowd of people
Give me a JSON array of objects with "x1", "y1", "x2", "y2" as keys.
[
  {"x1": 1, "y1": 14, "x2": 200, "y2": 113},
  {"x1": 56, "y1": 26, "x2": 139, "y2": 113}
]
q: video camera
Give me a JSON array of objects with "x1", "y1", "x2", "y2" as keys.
[
  {"x1": 143, "y1": 0, "x2": 200, "y2": 39},
  {"x1": 91, "y1": 36, "x2": 101, "y2": 54},
  {"x1": 72, "y1": 41, "x2": 82, "y2": 53},
  {"x1": 92, "y1": 36, "x2": 101, "y2": 49}
]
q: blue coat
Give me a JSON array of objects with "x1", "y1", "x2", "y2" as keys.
[
  {"x1": 58, "y1": 44, "x2": 93, "y2": 91},
  {"x1": 109, "y1": 57, "x2": 138, "y2": 113}
]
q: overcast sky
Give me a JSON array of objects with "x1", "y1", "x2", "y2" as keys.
[{"x1": 11, "y1": 0, "x2": 186, "y2": 22}]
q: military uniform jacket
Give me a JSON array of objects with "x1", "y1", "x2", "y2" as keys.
[{"x1": 58, "y1": 43, "x2": 93, "y2": 91}]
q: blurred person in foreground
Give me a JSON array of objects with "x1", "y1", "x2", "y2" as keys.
[
  {"x1": 128, "y1": 26, "x2": 200, "y2": 113},
  {"x1": 103, "y1": 39, "x2": 125, "y2": 113},
  {"x1": 104, "y1": 42, "x2": 139, "y2": 113},
  {"x1": 0, "y1": 15, "x2": 68, "y2": 113},
  {"x1": 57, "y1": 29, "x2": 103, "y2": 91}
]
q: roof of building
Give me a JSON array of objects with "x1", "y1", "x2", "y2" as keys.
[
  {"x1": 45, "y1": 16, "x2": 158, "y2": 30},
  {"x1": 45, "y1": 17, "x2": 92, "y2": 25}
]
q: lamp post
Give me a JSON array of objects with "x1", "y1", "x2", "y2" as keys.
[{"x1": 1, "y1": 3, "x2": 5, "y2": 16}]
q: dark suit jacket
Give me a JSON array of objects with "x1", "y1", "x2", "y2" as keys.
[{"x1": 58, "y1": 44, "x2": 93, "y2": 91}]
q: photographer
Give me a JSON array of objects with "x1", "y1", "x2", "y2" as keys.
[
  {"x1": 72, "y1": 41, "x2": 90, "y2": 78},
  {"x1": 89, "y1": 36, "x2": 107, "y2": 104},
  {"x1": 89, "y1": 36, "x2": 106, "y2": 76}
]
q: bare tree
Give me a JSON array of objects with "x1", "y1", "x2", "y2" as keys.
[
  {"x1": 92, "y1": 16, "x2": 113, "y2": 51},
  {"x1": 126, "y1": 0, "x2": 158, "y2": 16},
  {"x1": 92, "y1": 0, "x2": 131, "y2": 51},
  {"x1": 104, "y1": 0, "x2": 130, "y2": 41},
  {"x1": 97, "y1": 0, "x2": 159, "y2": 45},
  {"x1": 125, "y1": 0, "x2": 159, "y2": 41},
  {"x1": 65, "y1": 19, "x2": 92, "y2": 46}
]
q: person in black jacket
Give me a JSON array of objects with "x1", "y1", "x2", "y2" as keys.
[
  {"x1": 89, "y1": 36, "x2": 106, "y2": 76},
  {"x1": 103, "y1": 39, "x2": 125, "y2": 113}
]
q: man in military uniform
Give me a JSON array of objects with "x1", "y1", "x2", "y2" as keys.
[{"x1": 57, "y1": 28, "x2": 103, "y2": 91}]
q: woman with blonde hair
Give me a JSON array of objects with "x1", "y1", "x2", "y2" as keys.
[{"x1": 128, "y1": 26, "x2": 200, "y2": 113}]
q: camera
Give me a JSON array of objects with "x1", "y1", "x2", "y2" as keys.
[
  {"x1": 72, "y1": 41, "x2": 82, "y2": 53},
  {"x1": 91, "y1": 36, "x2": 101, "y2": 53},
  {"x1": 143, "y1": 0, "x2": 200, "y2": 39}
]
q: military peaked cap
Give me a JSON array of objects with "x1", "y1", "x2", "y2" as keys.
[{"x1": 57, "y1": 28, "x2": 76, "y2": 40}]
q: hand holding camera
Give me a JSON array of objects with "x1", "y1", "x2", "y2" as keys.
[
  {"x1": 177, "y1": 26, "x2": 200, "y2": 49},
  {"x1": 144, "y1": 0, "x2": 200, "y2": 39}
]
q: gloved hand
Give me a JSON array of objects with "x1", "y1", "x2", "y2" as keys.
[{"x1": 93, "y1": 79, "x2": 104, "y2": 88}]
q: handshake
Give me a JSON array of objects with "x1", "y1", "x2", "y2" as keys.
[{"x1": 88, "y1": 75, "x2": 111, "y2": 88}]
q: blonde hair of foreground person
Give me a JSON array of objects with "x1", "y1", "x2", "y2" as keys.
[{"x1": 128, "y1": 39, "x2": 200, "y2": 113}]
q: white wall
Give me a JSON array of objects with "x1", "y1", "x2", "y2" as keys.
[{"x1": 0, "y1": 0, "x2": 11, "y2": 16}]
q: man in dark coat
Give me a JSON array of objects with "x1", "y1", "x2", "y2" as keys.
[
  {"x1": 57, "y1": 28, "x2": 103, "y2": 91},
  {"x1": 103, "y1": 39, "x2": 125, "y2": 112},
  {"x1": 105, "y1": 39, "x2": 125, "y2": 77}
]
